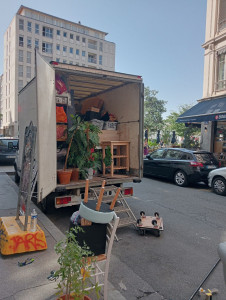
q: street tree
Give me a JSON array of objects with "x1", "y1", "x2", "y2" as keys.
[
  {"x1": 144, "y1": 87, "x2": 167, "y2": 139},
  {"x1": 164, "y1": 104, "x2": 201, "y2": 148}
]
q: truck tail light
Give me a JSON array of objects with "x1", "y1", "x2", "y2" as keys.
[
  {"x1": 123, "y1": 187, "x2": 133, "y2": 196},
  {"x1": 190, "y1": 161, "x2": 203, "y2": 167},
  {"x1": 56, "y1": 196, "x2": 71, "y2": 205}
]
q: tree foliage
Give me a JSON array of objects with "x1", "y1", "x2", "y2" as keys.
[
  {"x1": 144, "y1": 87, "x2": 167, "y2": 134},
  {"x1": 163, "y1": 104, "x2": 201, "y2": 149}
]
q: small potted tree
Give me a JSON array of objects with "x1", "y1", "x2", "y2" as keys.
[
  {"x1": 67, "y1": 115, "x2": 102, "y2": 180},
  {"x1": 54, "y1": 226, "x2": 101, "y2": 300}
]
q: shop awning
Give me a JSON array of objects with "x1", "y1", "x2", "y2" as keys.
[{"x1": 176, "y1": 97, "x2": 226, "y2": 123}]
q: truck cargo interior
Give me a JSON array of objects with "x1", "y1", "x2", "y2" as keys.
[{"x1": 53, "y1": 62, "x2": 143, "y2": 182}]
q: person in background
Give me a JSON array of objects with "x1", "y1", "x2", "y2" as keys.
[{"x1": 144, "y1": 139, "x2": 149, "y2": 156}]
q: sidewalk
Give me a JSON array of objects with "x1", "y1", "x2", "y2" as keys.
[{"x1": 0, "y1": 172, "x2": 126, "y2": 300}]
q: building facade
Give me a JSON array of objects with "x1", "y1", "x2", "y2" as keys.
[
  {"x1": 177, "y1": 0, "x2": 226, "y2": 161},
  {"x1": 2, "y1": 6, "x2": 115, "y2": 136}
]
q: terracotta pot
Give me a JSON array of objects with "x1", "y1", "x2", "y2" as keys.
[
  {"x1": 57, "y1": 169, "x2": 72, "y2": 184},
  {"x1": 71, "y1": 168, "x2": 79, "y2": 181}
]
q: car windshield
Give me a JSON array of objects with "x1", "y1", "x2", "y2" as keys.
[{"x1": 194, "y1": 153, "x2": 216, "y2": 164}]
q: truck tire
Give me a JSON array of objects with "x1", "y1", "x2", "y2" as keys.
[{"x1": 40, "y1": 194, "x2": 54, "y2": 213}]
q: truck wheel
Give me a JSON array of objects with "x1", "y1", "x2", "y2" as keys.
[
  {"x1": 174, "y1": 170, "x2": 188, "y2": 187},
  {"x1": 40, "y1": 195, "x2": 54, "y2": 213},
  {"x1": 212, "y1": 177, "x2": 226, "y2": 196}
]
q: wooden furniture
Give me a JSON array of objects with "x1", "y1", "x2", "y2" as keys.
[{"x1": 101, "y1": 141, "x2": 130, "y2": 177}]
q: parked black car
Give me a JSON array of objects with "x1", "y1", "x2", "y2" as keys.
[
  {"x1": 143, "y1": 148, "x2": 219, "y2": 187},
  {"x1": 0, "y1": 137, "x2": 19, "y2": 164}
]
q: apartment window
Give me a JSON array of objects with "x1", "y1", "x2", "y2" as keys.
[
  {"x1": 63, "y1": 46, "x2": 67, "y2": 53},
  {"x1": 82, "y1": 37, "x2": 86, "y2": 43},
  {"x1": 19, "y1": 50, "x2": 23, "y2": 62},
  {"x1": 19, "y1": 19, "x2": 24, "y2": 30},
  {"x1": 56, "y1": 58, "x2": 60, "y2": 62},
  {"x1": 70, "y1": 33, "x2": 74, "y2": 40},
  {"x1": 27, "y1": 51, "x2": 31, "y2": 64},
  {"x1": 76, "y1": 49, "x2": 80, "y2": 55},
  {"x1": 63, "y1": 60, "x2": 67, "y2": 63},
  {"x1": 27, "y1": 21, "x2": 32, "y2": 33},
  {"x1": 18, "y1": 80, "x2": 23, "y2": 91},
  {"x1": 76, "y1": 35, "x2": 80, "y2": 41},
  {"x1": 35, "y1": 24, "x2": 39, "y2": 34},
  {"x1": 56, "y1": 44, "x2": 60, "y2": 51},
  {"x1": 42, "y1": 26, "x2": 53, "y2": 38},
  {"x1": 27, "y1": 37, "x2": 32, "y2": 48},
  {"x1": 88, "y1": 40, "x2": 97, "y2": 50},
  {"x1": 70, "y1": 47, "x2": 73, "y2": 54},
  {"x1": 82, "y1": 51, "x2": 86, "y2": 57},
  {"x1": 99, "y1": 55, "x2": 102, "y2": 65},
  {"x1": 9, "y1": 70, "x2": 10, "y2": 81},
  {"x1": 18, "y1": 65, "x2": 23, "y2": 77},
  {"x1": 27, "y1": 66, "x2": 31, "y2": 78},
  {"x1": 19, "y1": 36, "x2": 24, "y2": 47},
  {"x1": 88, "y1": 53, "x2": 97, "y2": 64},
  {"x1": 42, "y1": 42, "x2": 53, "y2": 53},
  {"x1": 63, "y1": 32, "x2": 67, "y2": 38},
  {"x1": 99, "y1": 42, "x2": 103, "y2": 52},
  {"x1": 69, "y1": 61, "x2": 73, "y2": 64},
  {"x1": 57, "y1": 30, "x2": 60, "y2": 36},
  {"x1": 35, "y1": 39, "x2": 39, "y2": 49},
  {"x1": 217, "y1": 53, "x2": 226, "y2": 90}
]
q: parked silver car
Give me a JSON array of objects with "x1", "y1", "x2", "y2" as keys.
[{"x1": 208, "y1": 167, "x2": 226, "y2": 195}]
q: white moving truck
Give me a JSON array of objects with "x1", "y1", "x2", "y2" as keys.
[{"x1": 15, "y1": 52, "x2": 144, "y2": 215}]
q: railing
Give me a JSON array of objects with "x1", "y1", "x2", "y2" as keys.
[
  {"x1": 219, "y1": 19, "x2": 226, "y2": 32},
  {"x1": 88, "y1": 57, "x2": 97, "y2": 64},
  {"x1": 88, "y1": 43, "x2": 97, "y2": 50},
  {"x1": 215, "y1": 80, "x2": 226, "y2": 91}
]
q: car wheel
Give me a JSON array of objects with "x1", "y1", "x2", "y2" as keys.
[
  {"x1": 174, "y1": 170, "x2": 188, "y2": 187},
  {"x1": 15, "y1": 171, "x2": 20, "y2": 184},
  {"x1": 212, "y1": 177, "x2": 226, "y2": 196}
]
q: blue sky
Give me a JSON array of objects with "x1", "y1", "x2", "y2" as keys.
[{"x1": 0, "y1": 0, "x2": 207, "y2": 117}]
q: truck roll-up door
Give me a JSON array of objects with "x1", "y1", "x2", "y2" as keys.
[{"x1": 36, "y1": 52, "x2": 57, "y2": 202}]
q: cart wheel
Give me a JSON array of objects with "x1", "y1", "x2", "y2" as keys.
[
  {"x1": 152, "y1": 220, "x2": 157, "y2": 226},
  {"x1": 140, "y1": 211, "x2": 145, "y2": 217},
  {"x1": 154, "y1": 212, "x2": 159, "y2": 218}
]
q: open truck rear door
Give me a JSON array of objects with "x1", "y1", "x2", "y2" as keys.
[{"x1": 36, "y1": 52, "x2": 57, "y2": 202}]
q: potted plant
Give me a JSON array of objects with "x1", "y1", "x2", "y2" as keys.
[
  {"x1": 54, "y1": 226, "x2": 101, "y2": 300},
  {"x1": 67, "y1": 115, "x2": 102, "y2": 180}
]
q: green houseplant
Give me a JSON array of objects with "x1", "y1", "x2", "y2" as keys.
[
  {"x1": 54, "y1": 226, "x2": 101, "y2": 300},
  {"x1": 67, "y1": 115, "x2": 102, "y2": 179}
]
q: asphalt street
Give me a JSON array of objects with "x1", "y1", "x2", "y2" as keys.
[
  {"x1": 4, "y1": 161, "x2": 226, "y2": 300},
  {"x1": 40, "y1": 177, "x2": 226, "y2": 300}
]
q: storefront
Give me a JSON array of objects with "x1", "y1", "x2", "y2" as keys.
[{"x1": 177, "y1": 96, "x2": 226, "y2": 165}]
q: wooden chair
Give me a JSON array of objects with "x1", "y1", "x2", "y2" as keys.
[{"x1": 85, "y1": 213, "x2": 120, "y2": 300}]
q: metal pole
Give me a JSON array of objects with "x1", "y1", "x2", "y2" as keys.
[{"x1": 189, "y1": 258, "x2": 220, "y2": 300}]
